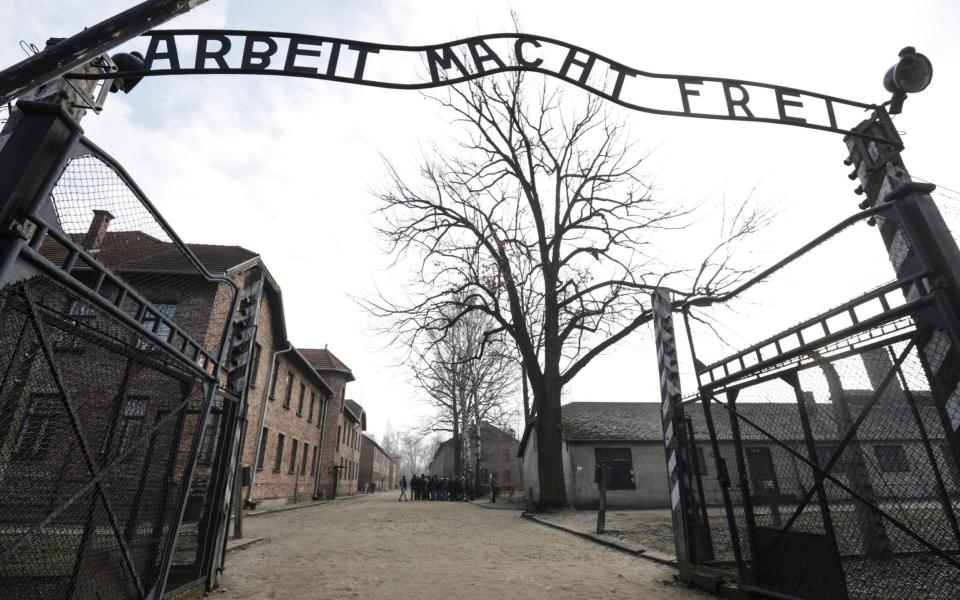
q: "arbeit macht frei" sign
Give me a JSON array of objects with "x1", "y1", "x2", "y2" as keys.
[{"x1": 83, "y1": 30, "x2": 876, "y2": 138}]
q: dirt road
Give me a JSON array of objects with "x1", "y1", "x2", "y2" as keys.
[{"x1": 219, "y1": 492, "x2": 708, "y2": 600}]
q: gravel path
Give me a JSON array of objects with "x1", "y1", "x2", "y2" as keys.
[{"x1": 218, "y1": 492, "x2": 711, "y2": 599}]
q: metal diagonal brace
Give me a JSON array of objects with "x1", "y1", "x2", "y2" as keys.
[
  {"x1": 769, "y1": 338, "x2": 916, "y2": 552},
  {"x1": 711, "y1": 337, "x2": 960, "y2": 571},
  {"x1": 709, "y1": 383, "x2": 960, "y2": 571},
  {"x1": 22, "y1": 285, "x2": 147, "y2": 598}
]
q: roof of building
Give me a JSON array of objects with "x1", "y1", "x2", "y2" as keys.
[
  {"x1": 299, "y1": 348, "x2": 355, "y2": 382},
  {"x1": 518, "y1": 394, "x2": 943, "y2": 455},
  {"x1": 343, "y1": 398, "x2": 366, "y2": 430},
  {"x1": 286, "y1": 347, "x2": 334, "y2": 396},
  {"x1": 42, "y1": 231, "x2": 258, "y2": 275},
  {"x1": 430, "y1": 437, "x2": 456, "y2": 463},
  {"x1": 361, "y1": 433, "x2": 391, "y2": 458},
  {"x1": 430, "y1": 421, "x2": 518, "y2": 463},
  {"x1": 559, "y1": 402, "x2": 662, "y2": 441}
]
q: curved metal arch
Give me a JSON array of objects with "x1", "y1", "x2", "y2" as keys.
[{"x1": 61, "y1": 29, "x2": 895, "y2": 145}]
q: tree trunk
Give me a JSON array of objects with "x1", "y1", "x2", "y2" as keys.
[
  {"x1": 534, "y1": 380, "x2": 567, "y2": 509},
  {"x1": 452, "y1": 406, "x2": 461, "y2": 478},
  {"x1": 522, "y1": 364, "x2": 531, "y2": 418}
]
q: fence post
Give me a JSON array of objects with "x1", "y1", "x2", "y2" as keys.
[
  {"x1": 596, "y1": 465, "x2": 608, "y2": 534},
  {"x1": 0, "y1": 61, "x2": 100, "y2": 286},
  {"x1": 652, "y1": 289, "x2": 712, "y2": 576},
  {"x1": 846, "y1": 109, "x2": 960, "y2": 474}
]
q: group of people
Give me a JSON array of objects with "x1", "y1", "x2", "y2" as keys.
[{"x1": 398, "y1": 474, "x2": 467, "y2": 501}]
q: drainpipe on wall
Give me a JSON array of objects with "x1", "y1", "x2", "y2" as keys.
[
  {"x1": 312, "y1": 393, "x2": 331, "y2": 500},
  {"x1": 245, "y1": 342, "x2": 294, "y2": 506}
]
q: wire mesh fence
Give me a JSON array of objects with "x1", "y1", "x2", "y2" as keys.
[
  {"x1": 37, "y1": 148, "x2": 239, "y2": 367},
  {"x1": 0, "y1": 110, "x2": 240, "y2": 598},
  {"x1": 679, "y1": 198, "x2": 960, "y2": 599},
  {"x1": 0, "y1": 275, "x2": 210, "y2": 599},
  {"x1": 687, "y1": 334, "x2": 960, "y2": 600}
]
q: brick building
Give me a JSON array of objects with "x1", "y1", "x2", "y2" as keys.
[
  {"x1": 336, "y1": 399, "x2": 365, "y2": 495},
  {"x1": 38, "y1": 215, "x2": 350, "y2": 509},
  {"x1": 429, "y1": 422, "x2": 522, "y2": 489},
  {"x1": 36, "y1": 216, "x2": 287, "y2": 586},
  {"x1": 388, "y1": 454, "x2": 401, "y2": 489},
  {"x1": 28, "y1": 210, "x2": 370, "y2": 593},
  {"x1": 300, "y1": 349, "x2": 356, "y2": 498},
  {"x1": 359, "y1": 434, "x2": 394, "y2": 492},
  {"x1": 428, "y1": 438, "x2": 456, "y2": 477},
  {"x1": 241, "y1": 341, "x2": 335, "y2": 508}
]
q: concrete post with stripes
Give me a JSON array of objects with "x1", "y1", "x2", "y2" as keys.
[
  {"x1": 845, "y1": 108, "x2": 960, "y2": 482},
  {"x1": 652, "y1": 289, "x2": 709, "y2": 575}
]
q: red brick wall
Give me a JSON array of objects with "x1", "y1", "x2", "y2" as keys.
[
  {"x1": 314, "y1": 373, "x2": 347, "y2": 499},
  {"x1": 237, "y1": 289, "x2": 330, "y2": 504},
  {"x1": 359, "y1": 435, "x2": 392, "y2": 490},
  {"x1": 335, "y1": 412, "x2": 363, "y2": 495}
]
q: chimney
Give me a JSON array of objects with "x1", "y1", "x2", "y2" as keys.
[
  {"x1": 861, "y1": 348, "x2": 904, "y2": 401},
  {"x1": 82, "y1": 210, "x2": 113, "y2": 252}
]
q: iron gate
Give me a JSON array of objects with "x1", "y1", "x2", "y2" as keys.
[
  {"x1": 0, "y1": 100, "x2": 239, "y2": 599},
  {"x1": 678, "y1": 196, "x2": 960, "y2": 599}
]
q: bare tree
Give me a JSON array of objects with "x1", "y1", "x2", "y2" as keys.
[
  {"x1": 367, "y1": 71, "x2": 767, "y2": 508},
  {"x1": 413, "y1": 307, "x2": 517, "y2": 479},
  {"x1": 391, "y1": 431, "x2": 432, "y2": 476}
]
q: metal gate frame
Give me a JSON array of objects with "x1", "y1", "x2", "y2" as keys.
[
  {"x1": 674, "y1": 195, "x2": 960, "y2": 599},
  {"x1": 0, "y1": 98, "x2": 239, "y2": 599}
]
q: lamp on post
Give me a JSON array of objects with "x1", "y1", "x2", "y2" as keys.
[{"x1": 883, "y1": 46, "x2": 933, "y2": 114}]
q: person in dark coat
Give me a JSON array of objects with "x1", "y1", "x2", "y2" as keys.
[{"x1": 399, "y1": 475, "x2": 408, "y2": 501}]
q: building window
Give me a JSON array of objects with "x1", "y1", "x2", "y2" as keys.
[
  {"x1": 816, "y1": 445, "x2": 848, "y2": 473},
  {"x1": 746, "y1": 446, "x2": 780, "y2": 494},
  {"x1": 143, "y1": 302, "x2": 177, "y2": 341},
  {"x1": 290, "y1": 439, "x2": 299, "y2": 474},
  {"x1": 875, "y1": 445, "x2": 910, "y2": 473},
  {"x1": 311, "y1": 445, "x2": 318, "y2": 475},
  {"x1": 117, "y1": 395, "x2": 147, "y2": 454},
  {"x1": 297, "y1": 383, "x2": 305, "y2": 416},
  {"x1": 269, "y1": 366, "x2": 279, "y2": 400},
  {"x1": 308, "y1": 392, "x2": 316, "y2": 423},
  {"x1": 283, "y1": 372, "x2": 294, "y2": 409},
  {"x1": 256, "y1": 427, "x2": 268, "y2": 470},
  {"x1": 59, "y1": 301, "x2": 97, "y2": 350},
  {"x1": 14, "y1": 394, "x2": 59, "y2": 461},
  {"x1": 197, "y1": 412, "x2": 219, "y2": 465},
  {"x1": 336, "y1": 426, "x2": 341, "y2": 452},
  {"x1": 274, "y1": 433, "x2": 285, "y2": 472},
  {"x1": 301, "y1": 443, "x2": 309, "y2": 475},
  {"x1": 248, "y1": 342, "x2": 262, "y2": 387},
  {"x1": 595, "y1": 448, "x2": 634, "y2": 490}
]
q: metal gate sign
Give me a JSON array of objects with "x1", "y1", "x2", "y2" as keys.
[{"x1": 66, "y1": 30, "x2": 879, "y2": 139}]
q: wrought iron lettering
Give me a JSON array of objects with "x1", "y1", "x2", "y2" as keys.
[{"x1": 65, "y1": 30, "x2": 883, "y2": 140}]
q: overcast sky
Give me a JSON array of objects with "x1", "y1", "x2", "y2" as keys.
[{"x1": 3, "y1": 0, "x2": 959, "y2": 440}]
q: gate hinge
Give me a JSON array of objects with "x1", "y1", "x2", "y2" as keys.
[{"x1": 5, "y1": 217, "x2": 37, "y2": 241}]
